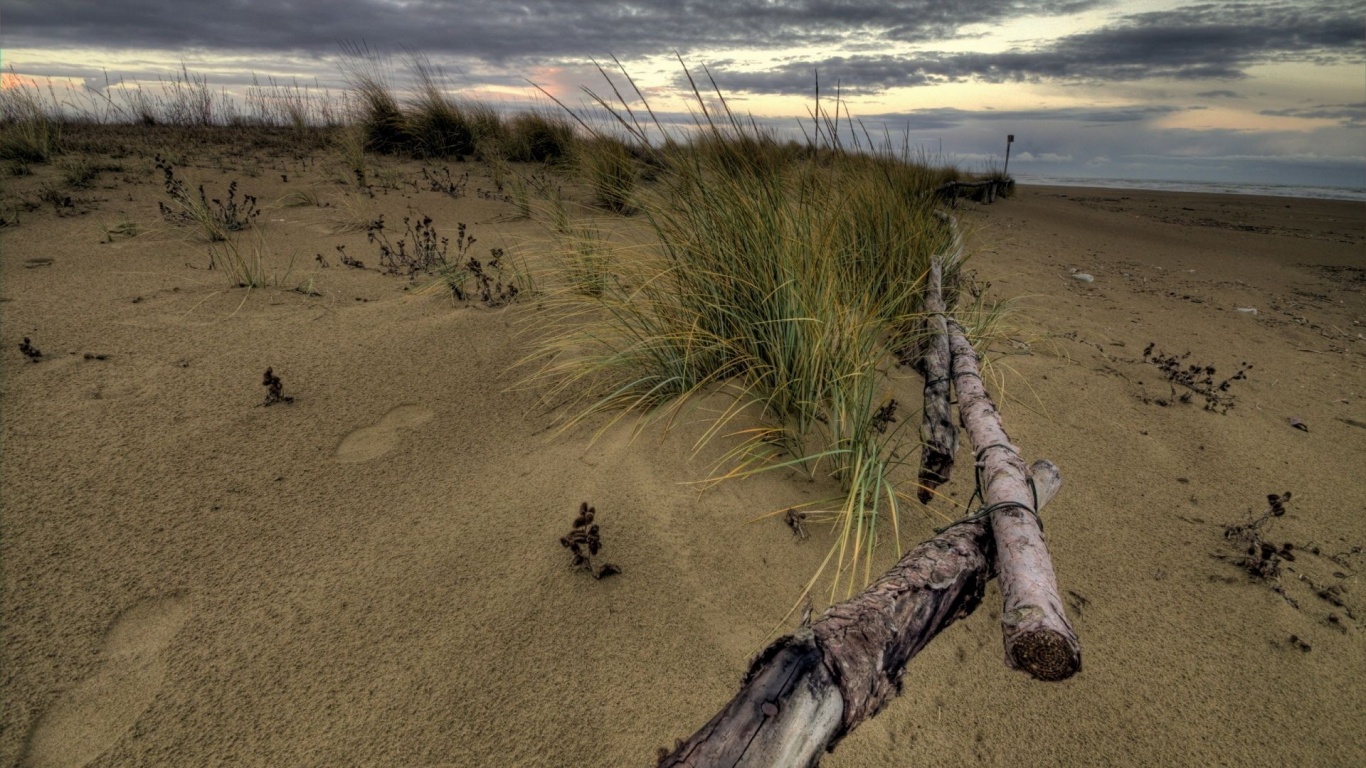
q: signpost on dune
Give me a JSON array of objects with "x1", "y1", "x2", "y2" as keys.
[{"x1": 1004, "y1": 134, "x2": 1015, "y2": 177}]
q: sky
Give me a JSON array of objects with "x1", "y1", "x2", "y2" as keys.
[{"x1": 2, "y1": 0, "x2": 1363, "y2": 188}]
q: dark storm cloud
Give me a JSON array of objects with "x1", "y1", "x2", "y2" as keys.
[
  {"x1": 2, "y1": 0, "x2": 1105, "y2": 61},
  {"x1": 706, "y1": 0, "x2": 1366, "y2": 94},
  {"x1": 1260, "y1": 102, "x2": 1366, "y2": 126},
  {"x1": 1196, "y1": 90, "x2": 1244, "y2": 98}
]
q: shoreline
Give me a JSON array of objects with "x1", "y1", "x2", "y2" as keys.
[{"x1": 1015, "y1": 176, "x2": 1366, "y2": 202}]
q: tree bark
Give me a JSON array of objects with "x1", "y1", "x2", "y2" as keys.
[
  {"x1": 915, "y1": 258, "x2": 958, "y2": 502},
  {"x1": 946, "y1": 319, "x2": 1082, "y2": 681},
  {"x1": 660, "y1": 461, "x2": 1064, "y2": 767}
]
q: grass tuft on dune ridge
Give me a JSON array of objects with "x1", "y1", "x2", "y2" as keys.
[
  {"x1": 0, "y1": 76, "x2": 63, "y2": 163},
  {"x1": 524, "y1": 62, "x2": 994, "y2": 598}
]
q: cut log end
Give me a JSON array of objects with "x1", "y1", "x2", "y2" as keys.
[
  {"x1": 1006, "y1": 629, "x2": 1082, "y2": 681},
  {"x1": 946, "y1": 315, "x2": 1082, "y2": 684}
]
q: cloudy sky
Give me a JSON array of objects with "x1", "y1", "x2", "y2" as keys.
[{"x1": 3, "y1": 0, "x2": 1363, "y2": 187}]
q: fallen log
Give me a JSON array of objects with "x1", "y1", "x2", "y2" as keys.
[
  {"x1": 946, "y1": 318, "x2": 1081, "y2": 681},
  {"x1": 660, "y1": 461, "x2": 1064, "y2": 768},
  {"x1": 933, "y1": 178, "x2": 1013, "y2": 207},
  {"x1": 914, "y1": 255, "x2": 958, "y2": 503}
]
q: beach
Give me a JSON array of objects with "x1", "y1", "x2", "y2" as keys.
[{"x1": 2, "y1": 150, "x2": 1363, "y2": 767}]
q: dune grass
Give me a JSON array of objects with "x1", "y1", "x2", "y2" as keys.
[
  {"x1": 406, "y1": 54, "x2": 501, "y2": 159},
  {"x1": 573, "y1": 135, "x2": 640, "y2": 214},
  {"x1": 207, "y1": 226, "x2": 292, "y2": 289},
  {"x1": 338, "y1": 43, "x2": 413, "y2": 155},
  {"x1": 525, "y1": 64, "x2": 978, "y2": 598},
  {"x1": 0, "y1": 78, "x2": 63, "y2": 163},
  {"x1": 243, "y1": 75, "x2": 341, "y2": 132},
  {"x1": 336, "y1": 46, "x2": 574, "y2": 168},
  {"x1": 501, "y1": 110, "x2": 576, "y2": 164}
]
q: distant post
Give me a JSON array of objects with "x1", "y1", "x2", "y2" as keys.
[{"x1": 1002, "y1": 134, "x2": 1015, "y2": 177}]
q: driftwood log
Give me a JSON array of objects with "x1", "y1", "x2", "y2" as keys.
[
  {"x1": 946, "y1": 318, "x2": 1082, "y2": 681},
  {"x1": 914, "y1": 256, "x2": 959, "y2": 502},
  {"x1": 660, "y1": 461, "x2": 1064, "y2": 768},
  {"x1": 934, "y1": 178, "x2": 1014, "y2": 207}
]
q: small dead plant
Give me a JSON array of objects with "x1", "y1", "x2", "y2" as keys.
[
  {"x1": 261, "y1": 367, "x2": 295, "y2": 406},
  {"x1": 560, "y1": 502, "x2": 620, "y2": 579},
  {"x1": 18, "y1": 337, "x2": 42, "y2": 362},
  {"x1": 1222, "y1": 492, "x2": 1295, "y2": 581},
  {"x1": 1141, "y1": 343, "x2": 1251, "y2": 413}
]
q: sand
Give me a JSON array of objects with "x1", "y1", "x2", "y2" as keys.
[{"x1": 2, "y1": 145, "x2": 1363, "y2": 767}]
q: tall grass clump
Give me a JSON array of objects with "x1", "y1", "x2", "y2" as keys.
[
  {"x1": 338, "y1": 43, "x2": 412, "y2": 154},
  {"x1": 0, "y1": 76, "x2": 62, "y2": 163},
  {"x1": 208, "y1": 226, "x2": 284, "y2": 288},
  {"x1": 244, "y1": 75, "x2": 339, "y2": 131},
  {"x1": 92, "y1": 78, "x2": 163, "y2": 126},
  {"x1": 158, "y1": 64, "x2": 221, "y2": 127},
  {"x1": 338, "y1": 46, "x2": 510, "y2": 160},
  {"x1": 333, "y1": 121, "x2": 370, "y2": 186},
  {"x1": 405, "y1": 55, "x2": 503, "y2": 159},
  {"x1": 528, "y1": 64, "x2": 967, "y2": 597},
  {"x1": 574, "y1": 135, "x2": 640, "y2": 214},
  {"x1": 502, "y1": 110, "x2": 576, "y2": 164}
]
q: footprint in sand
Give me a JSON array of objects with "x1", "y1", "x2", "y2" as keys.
[
  {"x1": 24, "y1": 595, "x2": 191, "y2": 768},
  {"x1": 334, "y1": 404, "x2": 435, "y2": 463}
]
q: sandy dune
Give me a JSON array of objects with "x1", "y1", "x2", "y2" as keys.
[{"x1": 3, "y1": 149, "x2": 1363, "y2": 766}]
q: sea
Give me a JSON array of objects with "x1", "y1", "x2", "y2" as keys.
[{"x1": 1014, "y1": 175, "x2": 1366, "y2": 203}]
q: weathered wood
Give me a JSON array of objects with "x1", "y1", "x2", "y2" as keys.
[
  {"x1": 934, "y1": 179, "x2": 1014, "y2": 206},
  {"x1": 915, "y1": 255, "x2": 959, "y2": 503},
  {"x1": 946, "y1": 319, "x2": 1081, "y2": 681},
  {"x1": 660, "y1": 634, "x2": 841, "y2": 768},
  {"x1": 660, "y1": 461, "x2": 1064, "y2": 767}
]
